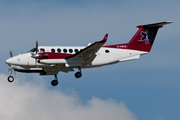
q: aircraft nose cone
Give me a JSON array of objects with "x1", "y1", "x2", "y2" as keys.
[{"x1": 6, "y1": 58, "x2": 13, "y2": 65}]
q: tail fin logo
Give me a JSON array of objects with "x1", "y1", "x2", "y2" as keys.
[{"x1": 140, "y1": 31, "x2": 153, "y2": 44}]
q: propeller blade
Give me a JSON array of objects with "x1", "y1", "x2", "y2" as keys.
[
  {"x1": 10, "y1": 50, "x2": 13, "y2": 57},
  {"x1": 36, "y1": 41, "x2": 38, "y2": 54}
]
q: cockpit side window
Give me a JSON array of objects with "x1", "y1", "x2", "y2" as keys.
[{"x1": 40, "y1": 48, "x2": 45, "y2": 53}]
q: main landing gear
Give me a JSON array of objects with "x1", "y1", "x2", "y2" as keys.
[
  {"x1": 51, "y1": 67, "x2": 82, "y2": 86},
  {"x1": 51, "y1": 74, "x2": 58, "y2": 86},
  {"x1": 75, "y1": 67, "x2": 82, "y2": 78}
]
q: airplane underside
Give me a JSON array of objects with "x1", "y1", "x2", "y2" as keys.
[{"x1": 12, "y1": 60, "x2": 120, "y2": 74}]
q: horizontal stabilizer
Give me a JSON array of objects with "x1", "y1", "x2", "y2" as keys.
[{"x1": 138, "y1": 21, "x2": 173, "y2": 28}]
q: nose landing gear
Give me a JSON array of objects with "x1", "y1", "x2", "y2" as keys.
[
  {"x1": 51, "y1": 74, "x2": 58, "y2": 86},
  {"x1": 7, "y1": 51, "x2": 15, "y2": 83},
  {"x1": 7, "y1": 67, "x2": 14, "y2": 83}
]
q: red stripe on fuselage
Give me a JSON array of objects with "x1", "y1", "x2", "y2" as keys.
[{"x1": 38, "y1": 52, "x2": 73, "y2": 59}]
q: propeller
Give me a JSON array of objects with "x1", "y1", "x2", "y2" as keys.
[
  {"x1": 10, "y1": 50, "x2": 13, "y2": 57},
  {"x1": 36, "y1": 41, "x2": 38, "y2": 54},
  {"x1": 31, "y1": 41, "x2": 39, "y2": 67}
]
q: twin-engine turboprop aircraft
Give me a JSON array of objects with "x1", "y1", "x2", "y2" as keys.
[{"x1": 6, "y1": 21, "x2": 173, "y2": 86}]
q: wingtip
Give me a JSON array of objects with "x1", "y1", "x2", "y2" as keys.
[
  {"x1": 165, "y1": 21, "x2": 174, "y2": 23},
  {"x1": 95, "y1": 34, "x2": 108, "y2": 43},
  {"x1": 102, "y1": 34, "x2": 108, "y2": 42},
  {"x1": 163, "y1": 21, "x2": 174, "y2": 25}
]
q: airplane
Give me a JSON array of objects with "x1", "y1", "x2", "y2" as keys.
[{"x1": 5, "y1": 21, "x2": 173, "y2": 86}]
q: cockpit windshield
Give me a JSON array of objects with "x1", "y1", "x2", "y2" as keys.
[{"x1": 28, "y1": 48, "x2": 37, "y2": 53}]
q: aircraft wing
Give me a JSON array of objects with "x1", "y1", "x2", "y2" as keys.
[{"x1": 65, "y1": 34, "x2": 108, "y2": 65}]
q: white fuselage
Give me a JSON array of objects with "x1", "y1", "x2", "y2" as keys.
[{"x1": 6, "y1": 46, "x2": 148, "y2": 74}]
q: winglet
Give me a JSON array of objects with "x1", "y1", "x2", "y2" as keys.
[
  {"x1": 96, "y1": 34, "x2": 108, "y2": 43},
  {"x1": 102, "y1": 34, "x2": 108, "y2": 42}
]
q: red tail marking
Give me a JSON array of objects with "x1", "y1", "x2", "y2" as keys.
[
  {"x1": 127, "y1": 26, "x2": 159, "y2": 52},
  {"x1": 104, "y1": 21, "x2": 173, "y2": 51}
]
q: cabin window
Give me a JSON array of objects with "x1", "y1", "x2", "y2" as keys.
[
  {"x1": 51, "y1": 49, "x2": 55, "y2": 53},
  {"x1": 69, "y1": 49, "x2": 73, "y2": 53},
  {"x1": 105, "y1": 50, "x2": 110, "y2": 53},
  {"x1": 57, "y1": 48, "x2": 61, "y2": 53},
  {"x1": 63, "y1": 49, "x2": 67, "y2": 53},
  {"x1": 40, "y1": 48, "x2": 45, "y2": 53},
  {"x1": 75, "y1": 49, "x2": 79, "y2": 53}
]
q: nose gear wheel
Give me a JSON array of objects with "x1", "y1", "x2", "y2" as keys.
[{"x1": 7, "y1": 75, "x2": 14, "y2": 82}]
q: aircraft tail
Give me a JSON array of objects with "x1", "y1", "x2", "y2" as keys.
[{"x1": 127, "y1": 21, "x2": 173, "y2": 52}]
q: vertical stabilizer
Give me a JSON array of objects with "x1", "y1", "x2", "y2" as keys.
[{"x1": 127, "y1": 21, "x2": 173, "y2": 52}]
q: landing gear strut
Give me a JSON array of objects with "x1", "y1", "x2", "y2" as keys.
[
  {"x1": 51, "y1": 74, "x2": 58, "y2": 86},
  {"x1": 75, "y1": 67, "x2": 82, "y2": 78}
]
